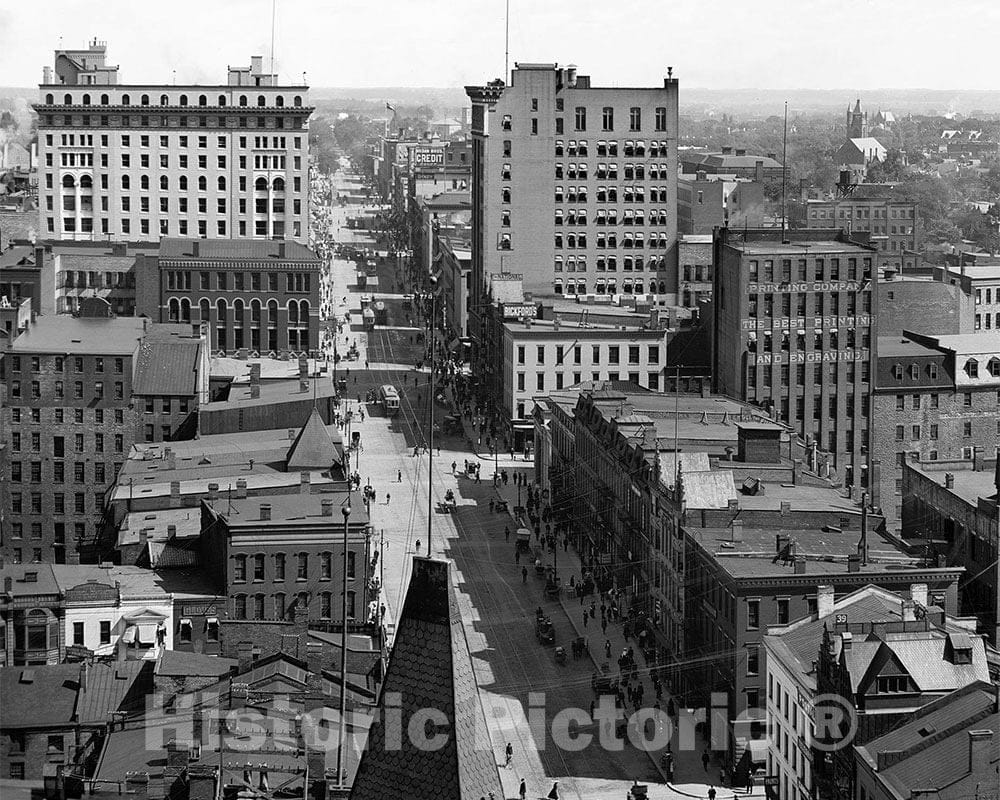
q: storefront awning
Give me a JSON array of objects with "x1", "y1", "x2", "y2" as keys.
[
  {"x1": 122, "y1": 625, "x2": 137, "y2": 644},
  {"x1": 746, "y1": 738, "x2": 768, "y2": 764},
  {"x1": 136, "y1": 623, "x2": 159, "y2": 645}
]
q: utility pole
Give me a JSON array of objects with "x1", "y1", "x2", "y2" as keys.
[
  {"x1": 426, "y1": 276, "x2": 438, "y2": 556},
  {"x1": 336, "y1": 488, "x2": 351, "y2": 789}
]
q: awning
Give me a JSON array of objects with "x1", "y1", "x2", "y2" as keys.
[
  {"x1": 136, "y1": 623, "x2": 159, "y2": 645},
  {"x1": 122, "y1": 625, "x2": 137, "y2": 644},
  {"x1": 512, "y1": 422, "x2": 534, "y2": 431},
  {"x1": 746, "y1": 738, "x2": 768, "y2": 764},
  {"x1": 179, "y1": 618, "x2": 192, "y2": 626}
]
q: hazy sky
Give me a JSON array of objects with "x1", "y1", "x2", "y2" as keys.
[{"x1": 2, "y1": 0, "x2": 998, "y2": 91}]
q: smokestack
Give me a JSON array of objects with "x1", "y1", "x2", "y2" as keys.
[
  {"x1": 249, "y1": 363, "x2": 261, "y2": 399},
  {"x1": 321, "y1": 498, "x2": 334, "y2": 516},
  {"x1": 300, "y1": 472, "x2": 311, "y2": 494},
  {"x1": 235, "y1": 478, "x2": 247, "y2": 498},
  {"x1": 166, "y1": 525, "x2": 177, "y2": 539},
  {"x1": 207, "y1": 483, "x2": 219, "y2": 501},
  {"x1": 170, "y1": 481, "x2": 181, "y2": 499},
  {"x1": 968, "y1": 731, "x2": 994, "y2": 775},
  {"x1": 944, "y1": 473, "x2": 955, "y2": 489},
  {"x1": 260, "y1": 504, "x2": 271, "y2": 521},
  {"x1": 847, "y1": 554, "x2": 861, "y2": 573}
]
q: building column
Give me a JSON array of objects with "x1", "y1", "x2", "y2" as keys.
[
  {"x1": 75, "y1": 181, "x2": 82, "y2": 239},
  {"x1": 267, "y1": 183, "x2": 274, "y2": 239}
]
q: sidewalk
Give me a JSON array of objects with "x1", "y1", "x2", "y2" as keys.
[{"x1": 488, "y1": 476, "x2": 751, "y2": 796}]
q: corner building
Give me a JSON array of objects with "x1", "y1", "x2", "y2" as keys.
[
  {"x1": 34, "y1": 40, "x2": 311, "y2": 243},
  {"x1": 712, "y1": 228, "x2": 877, "y2": 491},
  {"x1": 465, "y1": 64, "x2": 679, "y2": 330}
]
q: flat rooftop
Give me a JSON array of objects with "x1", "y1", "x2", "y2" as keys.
[
  {"x1": 736, "y1": 242, "x2": 874, "y2": 256},
  {"x1": 208, "y1": 491, "x2": 369, "y2": 527},
  {"x1": 9, "y1": 315, "x2": 149, "y2": 354},
  {"x1": 928, "y1": 332, "x2": 1000, "y2": 354},
  {"x1": 203, "y1": 375, "x2": 337, "y2": 410},
  {"x1": 158, "y1": 238, "x2": 319, "y2": 262},
  {"x1": 119, "y1": 507, "x2": 202, "y2": 545},
  {"x1": 909, "y1": 462, "x2": 998, "y2": 508},
  {"x1": 876, "y1": 336, "x2": 940, "y2": 358},
  {"x1": 687, "y1": 526, "x2": 928, "y2": 580}
]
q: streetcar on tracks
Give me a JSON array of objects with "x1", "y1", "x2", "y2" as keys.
[{"x1": 379, "y1": 384, "x2": 400, "y2": 416}]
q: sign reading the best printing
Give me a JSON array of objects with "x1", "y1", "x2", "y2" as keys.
[
  {"x1": 740, "y1": 315, "x2": 871, "y2": 330},
  {"x1": 413, "y1": 148, "x2": 445, "y2": 166}
]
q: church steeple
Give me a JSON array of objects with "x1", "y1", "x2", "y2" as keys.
[{"x1": 847, "y1": 98, "x2": 869, "y2": 139}]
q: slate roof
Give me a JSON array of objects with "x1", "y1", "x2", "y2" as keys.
[
  {"x1": 350, "y1": 558, "x2": 504, "y2": 800},
  {"x1": 682, "y1": 469, "x2": 737, "y2": 509},
  {"x1": 159, "y1": 237, "x2": 319, "y2": 262},
  {"x1": 0, "y1": 660, "x2": 150, "y2": 728},
  {"x1": 132, "y1": 335, "x2": 202, "y2": 396},
  {"x1": 855, "y1": 681, "x2": 999, "y2": 800},
  {"x1": 286, "y1": 406, "x2": 340, "y2": 469}
]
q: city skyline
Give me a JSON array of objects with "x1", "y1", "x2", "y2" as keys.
[{"x1": 2, "y1": 0, "x2": 1000, "y2": 92}]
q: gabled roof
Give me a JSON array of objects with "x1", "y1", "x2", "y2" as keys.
[
  {"x1": 286, "y1": 406, "x2": 340, "y2": 470},
  {"x1": 683, "y1": 469, "x2": 737, "y2": 509},
  {"x1": 350, "y1": 558, "x2": 504, "y2": 800}
]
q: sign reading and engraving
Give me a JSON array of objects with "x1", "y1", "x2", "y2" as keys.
[{"x1": 754, "y1": 350, "x2": 867, "y2": 365}]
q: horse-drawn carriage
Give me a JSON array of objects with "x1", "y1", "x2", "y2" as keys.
[{"x1": 535, "y1": 611, "x2": 555, "y2": 645}]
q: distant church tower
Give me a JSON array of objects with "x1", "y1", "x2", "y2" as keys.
[{"x1": 846, "y1": 99, "x2": 869, "y2": 139}]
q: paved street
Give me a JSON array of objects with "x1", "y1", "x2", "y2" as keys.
[{"x1": 320, "y1": 168, "x2": 763, "y2": 800}]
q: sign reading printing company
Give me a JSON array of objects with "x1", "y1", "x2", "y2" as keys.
[
  {"x1": 747, "y1": 281, "x2": 861, "y2": 294},
  {"x1": 741, "y1": 315, "x2": 871, "y2": 331},
  {"x1": 412, "y1": 147, "x2": 445, "y2": 167}
]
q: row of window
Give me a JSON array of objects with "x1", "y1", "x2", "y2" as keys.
[
  {"x1": 233, "y1": 551, "x2": 357, "y2": 582},
  {"x1": 9, "y1": 379, "x2": 126, "y2": 401},
  {"x1": 8, "y1": 355, "x2": 124, "y2": 374},
  {"x1": 503, "y1": 104, "x2": 669, "y2": 133},
  {"x1": 40, "y1": 113, "x2": 306, "y2": 131},
  {"x1": 896, "y1": 421, "x2": 978, "y2": 441},
  {"x1": 748, "y1": 257, "x2": 872, "y2": 283},
  {"x1": 554, "y1": 232, "x2": 673, "y2": 249},
  {"x1": 892, "y1": 390, "x2": 997, "y2": 409},
  {"x1": 551, "y1": 279, "x2": 670, "y2": 296},
  {"x1": 52, "y1": 133, "x2": 302, "y2": 151},
  {"x1": 975, "y1": 288, "x2": 999, "y2": 305},
  {"x1": 748, "y1": 363, "x2": 871, "y2": 388},
  {"x1": 973, "y1": 313, "x2": 1000, "y2": 330},
  {"x1": 550, "y1": 208, "x2": 673, "y2": 225},
  {"x1": 748, "y1": 329, "x2": 871, "y2": 352},
  {"x1": 11, "y1": 490, "x2": 101, "y2": 515},
  {"x1": 516, "y1": 370, "x2": 662, "y2": 393},
  {"x1": 48, "y1": 217, "x2": 301, "y2": 238},
  {"x1": 44, "y1": 92, "x2": 306, "y2": 108},
  {"x1": 10, "y1": 407, "x2": 125, "y2": 425},
  {"x1": 165, "y1": 297, "x2": 311, "y2": 324},
  {"x1": 517, "y1": 343, "x2": 660, "y2": 366},
  {"x1": 9, "y1": 460, "x2": 119, "y2": 484},
  {"x1": 748, "y1": 292, "x2": 871, "y2": 317},
  {"x1": 554, "y1": 140, "x2": 672, "y2": 158},
  {"x1": 53, "y1": 172, "x2": 301, "y2": 193},
  {"x1": 809, "y1": 206, "x2": 914, "y2": 219},
  {"x1": 232, "y1": 591, "x2": 356, "y2": 621},
  {"x1": 9, "y1": 430, "x2": 125, "y2": 456},
  {"x1": 167, "y1": 270, "x2": 311, "y2": 292},
  {"x1": 555, "y1": 255, "x2": 671, "y2": 272},
  {"x1": 8, "y1": 529, "x2": 86, "y2": 563}
]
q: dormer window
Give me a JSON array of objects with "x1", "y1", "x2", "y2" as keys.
[
  {"x1": 989, "y1": 357, "x2": 1000, "y2": 377},
  {"x1": 875, "y1": 675, "x2": 908, "y2": 693},
  {"x1": 893, "y1": 363, "x2": 904, "y2": 380},
  {"x1": 909, "y1": 363, "x2": 919, "y2": 380},
  {"x1": 965, "y1": 358, "x2": 979, "y2": 378}
]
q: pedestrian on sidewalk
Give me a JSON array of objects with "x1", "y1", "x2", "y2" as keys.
[
  {"x1": 505, "y1": 526, "x2": 510, "y2": 542},
  {"x1": 601, "y1": 617, "x2": 608, "y2": 635},
  {"x1": 583, "y1": 611, "x2": 588, "y2": 629},
  {"x1": 415, "y1": 540, "x2": 421, "y2": 553},
  {"x1": 386, "y1": 492, "x2": 391, "y2": 504},
  {"x1": 707, "y1": 788, "x2": 716, "y2": 800},
  {"x1": 518, "y1": 779, "x2": 526, "y2": 800},
  {"x1": 452, "y1": 461, "x2": 457, "y2": 474},
  {"x1": 564, "y1": 537, "x2": 569, "y2": 552},
  {"x1": 515, "y1": 549, "x2": 520, "y2": 565},
  {"x1": 397, "y1": 470, "x2": 402, "y2": 482},
  {"x1": 521, "y1": 566, "x2": 527, "y2": 583},
  {"x1": 590, "y1": 601, "x2": 596, "y2": 619},
  {"x1": 504, "y1": 742, "x2": 513, "y2": 768},
  {"x1": 746, "y1": 772, "x2": 755, "y2": 794},
  {"x1": 605, "y1": 639, "x2": 612, "y2": 659},
  {"x1": 702, "y1": 749, "x2": 711, "y2": 772}
]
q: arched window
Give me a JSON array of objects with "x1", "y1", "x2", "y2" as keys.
[
  {"x1": 121, "y1": 175, "x2": 130, "y2": 190},
  {"x1": 160, "y1": 94, "x2": 169, "y2": 106},
  {"x1": 659, "y1": 281, "x2": 666, "y2": 294},
  {"x1": 121, "y1": 94, "x2": 130, "y2": 105},
  {"x1": 298, "y1": 300, "x2": 309, "y2": 321},
  {"x1": 239, "y1": 95, "x2": 248, "y2": 107},
  {"x1": 251, "y1": 299, "x2": 261, "y2": 322},
  {"x1": 79, "y1": 175, "x2": 93, "y2": 189},
  {"x1": 64, "y1": 93, "x2": 72, "y2": 105},
  {"x1": 257, "y1": 95, "x2": 266, "y2": 107},
  {"x1": 273, "y1": 177, "x2": 285, "y2": 191},
  {"x1": 62, "y1": 174, "x2": 76, "y2": 188},
  {"x1": 649, "y1": 280, "x2": 658, "y2": 293},
  {"x1": 288, "y1": 301, "x2": 299, "y2": 325},
  {"x1": 218, "y1": 95, "x2": 227, "y2": 107},
  {"x1": 18, "y1": 609, "x2": 51, "y2": 650},
  {"x1": 216, "y1": 299, "x2": 227, "y2": 322},
  {"x1": 179, "y1": 94, "x2": 188, "y2": 107},
  {"x1": 140, "y1": 94, "x2": 149, "y2": 106},
  {"x1": 293, "y1": 95, "x2": 302, "y2": 107},
  {"x1": 168, "y1": 298, "x2": 180, "y2": 322},
  {"x1": 198, "y1": 176, "x2": 207, "y2": 191},
  {"x1": 45, "y1": 93, "x2": 54, "y2": 104},
  {"x1": 160, "y1": 176, "x2": 168, "y2": 190},
  {"x1": 180, "y1": 298, "x2": 191, "y2": 322},
  {"x1": 275, "y1": 95, "x2": 284, "y2": 107},
  {"x1": 218, "y1": 176, "x2": 226, "y2": 190},
  {"x1": 234, "y1": 299, "x2": 245, "y2": 322},
  {"x1": 140, "y1": 175, "x2": 149, "y2": 190},
  {"x1": 179, "y1": 176, "x2": 187, "y2": 190},
  {"x1": 255, "y1": 177, "x2": 268, "y2": 191},
  {"x1": 200, "y1": 298, "x2": 211, "y2": 321},
  {"x1": 82, "y1": 93, "x2": 91, "y2": 105},
  {"x1": 234, "y1": 595, "x2": 247, "y2": 619},
  {"x1": 100, "y1": 94, "x2": 109, "y2": 105},
  {"x1": 198, "y1": 94, "x2": 207, "y2": 107},
  {"x1": 267, "y1": 299, "x2": 278, "y2": 323}
]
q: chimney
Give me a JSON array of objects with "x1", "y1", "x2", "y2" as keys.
[
  {"x1": 841, "y1": 632, "x2": 853, "y2": 652},
  {"x1": 696, "y1": 170, "x2": 707, "y2": 181},
  {"x1": 249, "y1": 363, "x2": 261, "y2": 400},
  {"x1": 192, "y1": 322, "x2": 202, "y2": 337},
  {"x1": 901, "y1": 599, "x2": 916, "y2": 622},
  {"x1": 79, "y1": 661, "x2": 89, "y2": 693},
  {"x1": 278, "y1": 241, "x2": 287, "y2": 258},
  {"x1": 321, "y1": 498, "x2": 334, "y2": 517},
  {"x1": 972, "y1": 446, "x2": 983, "y2": 472},
  {"x1": 166, "y1": 524, "x2": 177, "y2": 539},
  {"x1": 138, "y1": 528, "x2": 149, "y2": 550},
  {"x1": 767, "y1": 152, "x2": 777, "y2": 161},
  {"x1": 192, "y1": 240, "x2": 200, "y2": 257},
  {"x1": 300, "y1": 472, "x2": 311, "y2": 494},
  {"x1": 565, "y1": 64, "x2": 578, "y2": 88},
  {"x1": 288, "y1": 428, "x2": 296, "y2": 441},
  {"x1": 776, "y1": 534, "x2": 789, "y2": 556},
  {"x1": 910, "y1": 583, "x2": 928, "y2": 609},
  {"x1": 3, "y1": 576, "x2": 11, "y2": 594},
  {"x1": 260, "y1": 503, "x2": 272, "y2": 521},
  {"x1": 817, "y1": 585, "x2": 835, "y2": 618},
  {"x1": 170, "y1": 480, "x2": 181, "y2": 499},
  {"x1": 944, "y1": 473, "x2": 955, "y2": 489},
  {"x1": 187, "y1": 765, "x2": 218, "y2": 800},
  {"x1": 251, "y1": 55, "x2": 263, "y2": 75},
  {"x1": 235, "y1": 478, "x2": 247, "y2": 499},
  {"x1": 735, "y1": 148, "x2": 747, "y2": 157},
  {"x1": 847, "y1": 554, "x2": 861, "y2": 573},
  {"x1": 112, "y1": 242, "x2": 127, "y2": 257},
  {"x1": 968, "y1": 730, "x2": 994, "y2": 775},
  {"x1": 755, "y1": 160, "x2": 764, "y2": 183},
  {"x1": 721, "y1": 146, "x2": 733, "y2": 155},
  {"x1": 124, "y1": 773, "x2": 149, "y2": 800},
  {"x1": 236, "y1": 642, "x2": 254, "y2": 671},
  {"x1": 792, "y1": 459, "x2": 802, "y2": 485},
  {"x1": 780, "y1": 501, "x2": 791, "y2": 517},
  {"x1": 293, "y1": 601, "x2": 309, "y2": 635},
  {"x1": 207, "y1": 483, "x2": 219, "y2": 501},
  {"x1": 731, "y1": 520, "x2": 743, "y2": 542},
  {"x1": 794, "y1": 557, "x2": 806, "y2": 574}
]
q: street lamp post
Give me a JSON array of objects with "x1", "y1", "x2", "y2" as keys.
[
  {"x1": 426, "y1": 276, "x2": 438, "y2": 556},
  {"x1": 336, "y1": 500, "x2": 351, "y2": 789}
]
